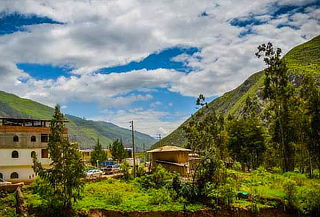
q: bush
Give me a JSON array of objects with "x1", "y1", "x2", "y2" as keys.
[
  {"x1": 120, "y1": 161, "x2": 132, "y2": 180},
  {"x1": 148, "y1": 188, "x2": 172, "y2": 205},
  {"x1": 179, "y1": 182, "x2": 199, "y2": 203},
  {"x1": 232, "y1": 161, "x2": 242, "y2": 171},
  {"x1": 136, "y1": 165, "x2": 173, "y2": 189},
  {"x1": 293, "y1": 185, "x2": 320, "y2": 214},
  {"x1": 283, "y1": 178, "x2": 297, "y2": 208},
  {"x1": 136, "y1": 164, "x2": 146, "y2": 177}
]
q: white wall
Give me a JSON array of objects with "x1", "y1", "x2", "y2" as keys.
[
  {"x1": 0, "y1": 148, "x2": 50, "y2": 166},
  {"x1": 0, "y1": 167, "x2": 36, "y2": 181},
  {"x1": 0, "y1": 148, "x2": 51, "y2": 182}
]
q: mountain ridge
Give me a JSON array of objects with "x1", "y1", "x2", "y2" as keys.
[
  {"x1": 154, "y1": 34, "x2": 320, "y2": 148},
  {"x1": 0, "y1": 90, "x2": 156, "y2": 150}
]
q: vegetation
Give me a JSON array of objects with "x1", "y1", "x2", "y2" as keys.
[
  {"x1": 155, "y1": 35, "x2": 320, "y2": 148},
  {"x1": 32, "y1": 105, "x2": 85, "y2": 216},
  {"x1": 90, "y1": 138, "x2": 107, "y2": 166},
  {"x1": 109, "y1": 139, "x2": 128, "y2": 162},
  {"x1": 0, "y1": 191, "x2": 17, "y2": 217}
]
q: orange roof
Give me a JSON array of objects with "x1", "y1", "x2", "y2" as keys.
[{"x1": 147, "y1": 145, "x2": 192, "y2": 153}]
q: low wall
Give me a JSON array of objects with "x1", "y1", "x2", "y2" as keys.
[{"x1": 80, "y1": 208, "x2": 318, "y2": 217}]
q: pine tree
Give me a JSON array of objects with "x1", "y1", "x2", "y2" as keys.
[
  {"x1": 109, "y1": 139, "x2": 127, "y2": 162},
  {"x1": 33, "y1": 105, "x2": 85, "y2": 216},
  {"x1": 90, "y1": 138, "x2": 107, "y2": 166}
]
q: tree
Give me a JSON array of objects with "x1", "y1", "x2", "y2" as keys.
[
  {"x1": 109, "y1": 139, "x2": 127, "y2": 162},
  {"x1": 301, "y1": 74, "x2": 320, "y2": 173},
  {"x1": 90, "y1": 138, "x2": 107, "y2": 166},
  {"x1": 227, "y1": 118, "x2": 266, "y2": 170},
  {"x1": 256, "y1": 42, "x2": 296, "y2": 171},
  {"x1": 33, "y1": 105, "x2": 85, "y2": 216}
]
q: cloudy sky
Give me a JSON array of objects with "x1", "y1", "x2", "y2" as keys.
[{"x1": 0, "y1": 0, "x2": 319, "y2": 137}]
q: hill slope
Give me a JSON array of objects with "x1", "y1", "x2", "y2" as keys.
[
  {"x1": 0, "y1": 91, "x2": 156, "y2": 150},
  {"x1": 155, "y1": 35, "x2": 320, "y2": 148}
]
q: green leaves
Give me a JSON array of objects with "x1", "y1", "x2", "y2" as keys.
[{"x1": 32, "y1": 105, "x2": 85, "y2": 215}]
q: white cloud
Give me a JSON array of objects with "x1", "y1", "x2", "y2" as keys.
[
  {"x1": 93, "y1": 108, "x2": 187, "y2": 137},
  {"x1": 0, "y1": 0, "x2": 319, "y2": 135}
]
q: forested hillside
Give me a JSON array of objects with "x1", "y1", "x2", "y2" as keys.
[
  {"x1": 0, "y1": 91, "x2": 156, "y2": 150},
  {"x1": 156, "y1": 35, "x2": 320, "y2": 148}
]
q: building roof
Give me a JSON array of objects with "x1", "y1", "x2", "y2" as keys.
[
  {"x1": 0, "y1": 117, "x2": 68, "y2": 128},
  {"x1": 147, "y1": 145, "x2": 192, "y2": 153}
]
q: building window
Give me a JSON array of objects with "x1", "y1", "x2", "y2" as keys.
[
  {"x1": 31, "y1": 151, "x2": 36, "y2": 158},
  {"x1": 41, "y1": 134, "x2": 48, "y2": 143},
  {"x1": 13, "y1": 135, "x2": 19, "y2": 142},
  {"x1": 31, "y1": 136, "x2": 36, "y2": 142},
  {"x1": 41, "y1": 149, "x2": 48, "y2": 158},
  {"x1": 12, "y1": 150, "x2": 19, "y2": 158},
  {"x1": 10, "y1": 172, "x2": 19, "y2": 179},
  {"x1": 0, "y1": 173, "x2": 3, "y2": 180}
]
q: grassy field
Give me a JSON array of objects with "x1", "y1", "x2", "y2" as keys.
[
  {"x1": 23, "y1": 178, "x2": 204, "y2": 213},
  {"x1": 21, "y1": 169, "x2": 320, "y2": 215}
]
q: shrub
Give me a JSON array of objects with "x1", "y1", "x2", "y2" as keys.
[
  {"x1": 179, "y1": 182, "x2": 199, "y2": 203},
  {"x1": 136, "y1": 164, "x2": 146, "y2": 177},
  {"x1": 120, "y1": 161, "x2": 132, "y2": 180},
  {"x1": 148, "y1": 188, "x2": 172, "y2": 205},
  {"x1": 136, "y1": 165, "x2": 173, "y2": 189},
  {"x1": 232, "y1": 161, "x2": 242, "y2": 171},
  {"x1": 283, "y1": 178, "x2": 297, "y2": 208},
  {"x1": 291, "y1": 185, "x2": 320, "y2": 214}
]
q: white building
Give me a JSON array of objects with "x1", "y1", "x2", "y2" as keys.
[{"x1": 0, "y1": 118, "x2": 67, "y2": 183}]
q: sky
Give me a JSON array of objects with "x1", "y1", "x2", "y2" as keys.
[{"x1": 0, "y1": 0, "x2": 319, "y2": 138}]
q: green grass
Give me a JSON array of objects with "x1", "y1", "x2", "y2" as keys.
[{"x1": 74, "y1": 179, "x2": 204, "y2": 212}]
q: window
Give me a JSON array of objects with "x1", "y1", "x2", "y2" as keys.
[
  {"x1": 31, "y1": 136, "x2": 36, "y2": 142},
  {"x1": 41, "y1": 149, "x2": 48, "y2": 158},
  {"x1": 41, "y1": 134, "x2": 48, "y2": 143},
  {"x1": 0, "y1": 173, "x2": 3, "y2": 180},
  {"x1": 12, "y1": 150, "x2": 19, "y2": 158},
  {"x1": 31, "y1": 151, "x2": 36, "y2": 158},
  {"x1": 13, "y1": 135, "x2": 19, "y2": 142},
  {"x1": 10, "y1": 172, "x2": 18, "y2": 179}
]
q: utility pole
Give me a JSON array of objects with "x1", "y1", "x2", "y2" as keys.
[
  {"x1": 157, "y1": 134, "x2": 161, "y2": 146},
  {"x1": 130, "y1": 121, "x2": 136, "y2": 178}
]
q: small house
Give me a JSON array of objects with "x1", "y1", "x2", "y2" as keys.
[{"x1": 147, "y1": 146, "x2": 192, "y2": 176}]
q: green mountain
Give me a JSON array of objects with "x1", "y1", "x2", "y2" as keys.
[
  {"x1": 0, "y1": 91, "x2": 156, "y2": 150},
  {"x1": 155, "y1": 35, "x2": 320, "y2": 148}
]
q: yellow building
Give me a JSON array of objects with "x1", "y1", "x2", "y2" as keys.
[
  {"x1": 0, "y1": 118, "x2": 68, "y2": 183},
  {"x1": 147, "y1": 146, "x2": 192, "y2": 176},
  {"x1": 80, "y1": 149, "x2": 111, "y2": 166}
]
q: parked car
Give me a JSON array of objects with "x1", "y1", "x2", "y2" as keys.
[
  {"x1": 0, "y1": 178, "x2": 12, "y2": 186},
  {"x1": 86, "y1": 169, "x2": 103, "y2": 177},
  {"x1": 102, "y1": 164, "x2": 120, "y2": 175}
]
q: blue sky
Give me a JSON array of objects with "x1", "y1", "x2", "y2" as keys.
[{"x1": 0, "y1": 0, "x2": 319, "y2": 137}]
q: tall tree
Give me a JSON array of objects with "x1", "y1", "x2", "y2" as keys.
[
  {"x1": 227, "y1": 118, "x2": 266, "y2": 170},
  {"x1": 227, "y1": 96, "x2": 266, "y2": 170},
  {"x1": 301, "y1": 74, "x2": 320, "y2": 172},
  {"x1": 256, "y1": 42, "x2": 296, "y2": 171},
  {"x1": 90, "y1": 138, "x2": 107, "y2": 166},
  {"x1": 33, "y1": 105, "x2": 85, "y2": 216},
  {"x1": 109, "y1": 139, "x2": 127, "y2": 162}
]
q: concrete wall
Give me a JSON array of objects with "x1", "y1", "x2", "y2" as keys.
[{"x1": 0, "y1": 148, "x2": 50, "y2": 182}]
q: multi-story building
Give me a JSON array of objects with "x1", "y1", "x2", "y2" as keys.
[{"x1": 0, "y1": 118, "x2": 67, "y2": 183}]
